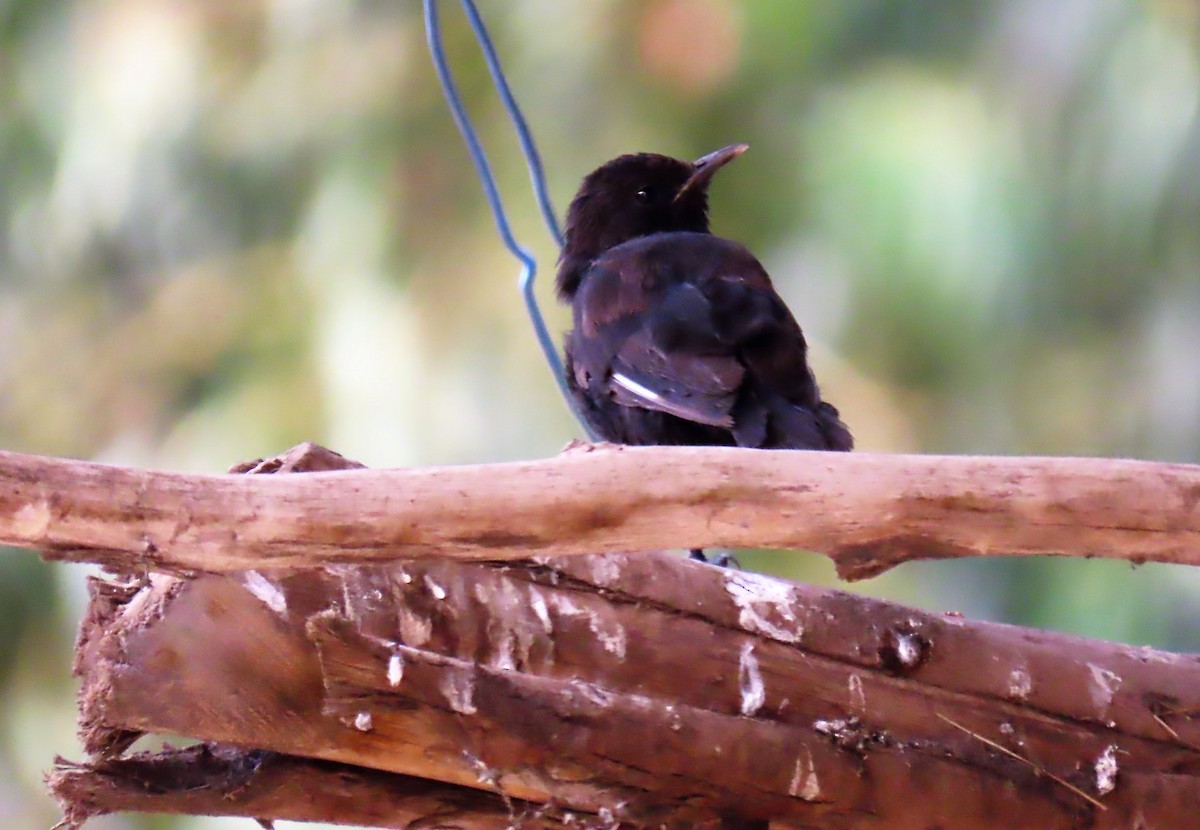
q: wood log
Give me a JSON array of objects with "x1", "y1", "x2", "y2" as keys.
[
  {"x1": 2, "y1": 442, "x2": 1199, "y2": 578},
  {"x1": 71, "y1": 555, "x2": 1200, "y2": 827},
  {"x1": 48, "y1": 445, "x2": 1200, "y2": 827}
]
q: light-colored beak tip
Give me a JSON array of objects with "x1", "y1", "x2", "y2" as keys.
[
  {"x1": 692, "y1": 143, "x2": 750, "y2": 170},
  {"x1": 675, "y1": 144, "x2": 749, "y2": 202}
]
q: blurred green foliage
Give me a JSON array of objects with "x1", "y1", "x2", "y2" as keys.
[{"x1": 1, "y1": 1, "x2": 1198, "y2": 826}]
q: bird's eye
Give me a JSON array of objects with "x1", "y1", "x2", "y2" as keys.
[{"x1": 635, "y1": 187, "x2": 653, "y2": 203}]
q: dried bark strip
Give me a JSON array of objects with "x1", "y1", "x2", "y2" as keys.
[
  {"x1": 46, "y1": 745, "x2": 559, "y2": 829},
  {"x1": 3, "y1": 442, "x2": 1200, "y2": 578}
]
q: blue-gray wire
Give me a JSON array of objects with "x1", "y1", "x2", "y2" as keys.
[
  {"x1": 459, "y1": 0, "x2": 564, "y2": 248},
  {"x1": 423, "y1": 0, "x2": 595, "y2": 438}
]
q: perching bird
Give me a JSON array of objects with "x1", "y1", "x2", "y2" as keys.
[{"x1": 556, "y1": 144, "x2": 852, "y2": 453}]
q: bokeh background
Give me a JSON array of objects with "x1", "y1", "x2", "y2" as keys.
[{"x1": 1, "y1": 1, "x2": 1198, "y2": 827}]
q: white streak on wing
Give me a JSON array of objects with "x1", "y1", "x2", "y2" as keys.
[{"x1": 612, "y1": 372, "x2": 661, "y2": 403}]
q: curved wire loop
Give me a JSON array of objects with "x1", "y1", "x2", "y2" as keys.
[
  {"x1": 459, "y1": 0, "x2": 564, "y2": 248},
  {"x1": 423, "y1": 0, "x2": 595, "y2": 438}
]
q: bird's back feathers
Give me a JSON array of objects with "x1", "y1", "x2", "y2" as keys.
[{"x1": 564, "y1": 232, "x2": 852, "y2": 450}]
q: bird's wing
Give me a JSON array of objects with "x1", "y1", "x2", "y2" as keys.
[
  {"x1": 608, "y1": 322, "x2": 744, "y2": 427},
  {"x1": 571, "y1": 231, "x2": 848, "y2": 446},
  {"x1": 574, "y1": 255, "x2": 804, "y2": 428}
]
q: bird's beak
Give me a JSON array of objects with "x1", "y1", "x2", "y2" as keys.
[{"x1": 674, "y1": 143, "x2": 749, "y2": 203}]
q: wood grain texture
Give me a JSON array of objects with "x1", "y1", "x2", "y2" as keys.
[
  {"x1": 72, "y1": 555, "x2": 1200, "y2": 829},
  {"x1": 3, "y1": 442, "x2": 1200, "y2": 579},
  {"x1": 54, "y1": 443, "x2": 1200, "y2": 828}
]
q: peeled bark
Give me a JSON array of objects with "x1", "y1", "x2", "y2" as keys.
[
  {"x1": 2, "y1": 443, "x2": 1199, "y2": 579},
  {"x1": 47, "y1": 746, "x2": 545, "y2": 829}
]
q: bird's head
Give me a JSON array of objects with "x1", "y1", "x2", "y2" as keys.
[{"x1": 556, "y1": 144, "x2": 748, "y2": 300}]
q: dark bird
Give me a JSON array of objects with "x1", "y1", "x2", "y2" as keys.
[{"x1": 556, "y1": 144, "x2": 853, "y2": 453}]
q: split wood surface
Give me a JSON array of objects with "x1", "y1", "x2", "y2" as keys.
[
  {"x1": 3, "y1": 442, "x2": 1200, "y2": 578},
  {"x1": 65, "y1": 552, "x2": 1200, "y2": 828},
  {"x1": 48, "y1": 745, "x2": 537, "y2": 830}
]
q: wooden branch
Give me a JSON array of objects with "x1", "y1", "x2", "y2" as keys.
[
  {"x1": 72, "y1": 554, "x2": 1200, "y2": 828},
  {"x1": 47, "y1": 746, "x2": 555, "y2": 829},
  {"x1": 4, "y1": 443, "x2": 1200, "y2": 579}
]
